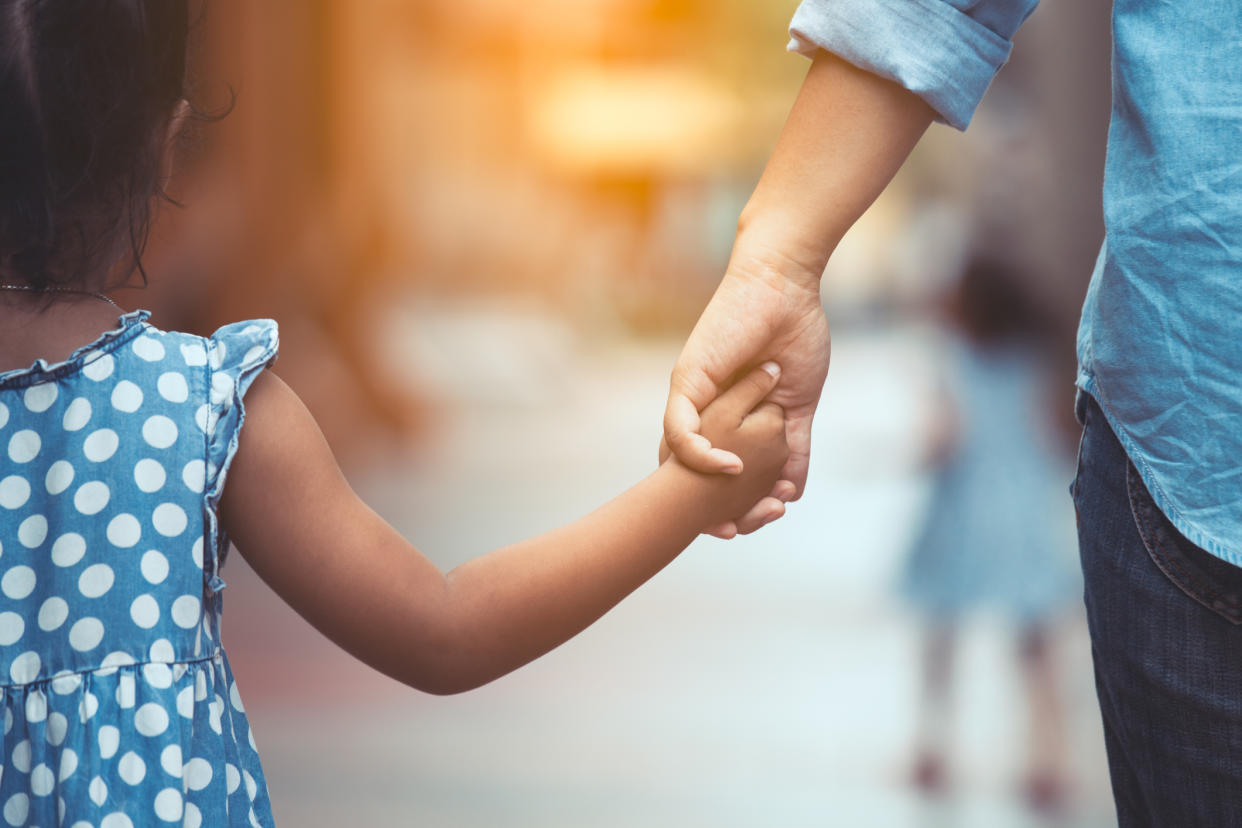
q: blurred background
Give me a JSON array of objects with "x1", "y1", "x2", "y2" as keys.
[{"x1": 137, "y1": 0, "x2": 1116, "y2": 824}]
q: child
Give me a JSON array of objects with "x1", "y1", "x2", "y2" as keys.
[
  {"x1": 900, "y1": 257, "x2": 1078, "y2": 811},
  {"x1": 0, "y1": 3, "x2": 788, "y2": 826}
]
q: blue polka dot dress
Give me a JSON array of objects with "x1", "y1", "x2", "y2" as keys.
[{"x1": 0, "y1": 310, "x2": 278, "y2": 827}]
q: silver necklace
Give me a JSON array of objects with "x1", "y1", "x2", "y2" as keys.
[{"x1": 0, "y1": 283, "x2": 122, "y2": 311}]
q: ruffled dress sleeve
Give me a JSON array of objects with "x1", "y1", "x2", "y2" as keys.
[{"x1": 202, "y1": 319, "x2": 279, "y2": 591}]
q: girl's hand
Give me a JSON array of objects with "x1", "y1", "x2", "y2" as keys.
[{"x1": 664, "y1": 362, "x2": 790, "y2": 530}]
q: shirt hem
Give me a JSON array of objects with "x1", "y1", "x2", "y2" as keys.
[{"x1": 1077, "y1": 371, "x2": 1242, "y2": 568}]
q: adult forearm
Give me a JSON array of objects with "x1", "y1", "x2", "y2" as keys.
[{"x1": 736, "y1": 49, "x2": 936, "y2": 283}]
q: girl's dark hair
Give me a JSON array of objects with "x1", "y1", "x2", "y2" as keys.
[
  {"x1": 0, "y1": 0, "x2": 193, "y2": 292},
  {"x1": 951, "y1": 254, "x2": 1050, "y2": 345}
]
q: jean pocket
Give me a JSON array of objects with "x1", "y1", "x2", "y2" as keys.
[
  {"x1": 1126, "y1": 462, "x2": 1242, "y2": 625},
  {"x1": 1069, "y1": 390, "x2": 1094, "y2": 503}
]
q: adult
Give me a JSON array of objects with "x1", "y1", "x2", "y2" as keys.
[{"x1": 664, "y1": 1, "x2": 1242, "y2": 824}]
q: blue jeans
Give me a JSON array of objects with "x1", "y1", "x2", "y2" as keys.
[{"x1": 1073, "y1": 392, "x2": 1242, "y2": 827}]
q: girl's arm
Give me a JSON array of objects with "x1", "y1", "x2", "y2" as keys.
[{"x1": 220, "y1": 364, "x2": 787, "y2": 695}]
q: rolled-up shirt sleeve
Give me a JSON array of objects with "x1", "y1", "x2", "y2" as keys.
[{"x1": 788, "y1": 0, "x2": 1039, "y2": 130}]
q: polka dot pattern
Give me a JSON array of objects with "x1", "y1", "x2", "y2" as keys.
[
  {"x1": 182, "y1": 460, "x2": 206, "y2": 494},
  {"x1": 133, "y1": 458, "x2": 166, "y2": 493},
  {"x1": 141, "y1": 416, "x2": 177, "y2": 450},
  {"x1": 2, "y1": 566, "x2": 37, "y2": 600},
  {"x1": 78, "y1": 563, "x2": 115, "y2": 598},
  {"x1": 8, "y1": 430, "x2": 40, "y2": 463},
  {"x1": 81, "y1": 351, "x2": 114, "y2": 381},
  {"x1": 0, "y1": 475, "x2": 31, "y2": 509},
  {"x1": 83, "y1": 428, "x2": 120, "y2": 462},
  {"x1": 68, "y1": 617, "x2": 104, "y2": 651},
  {"x1": 106, "y1": 514, "x2": 141, "y2": 548},
  {"x1": 140, "y1": 551, "x2": 169, "y2": 585},
  {"x1": 0, "y1": 613, "x2": 24, "y2": 646},
  {"x1": 24, "y1": 383, "x2": 57, "y2": 413},
  {"x1": 73, "y1": 481, "x2": 110, "y2": 515},
  {"x1": 50, "y1": 534, "x2": 86, "y2": 567},
  {"x1": 130, "y1": 595, "x2": 160, "y2": 629},
  {"x1": 110, "y1": 381, "x2": 143, "y2": 413},
  {"x1": 62, "y1": 397, "x2": 91, "y2": 431},
  {"x1": 45, "y1": 460, "x2": 75, "y2": 495},
  {"x1": 152, "y1": 503, "x2": 187, "y2": 537},
  {"x1": 16, "y1": 515, "x2": 46, "y2": 549},
  {"x1": 154, "y1": 788, "x2": 183, "y2": 822},
  {"x1": 0, "y1": 313, "x2": 277, "y2": 825},
  {"x1": 37, "y1": 598, "x2": 68, "y2": 631},
  {"x1": 157, "y1": 372, "x2": 189, "y2": 404}
]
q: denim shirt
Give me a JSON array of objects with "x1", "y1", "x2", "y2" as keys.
[{"x1": 790, "y1": 0, "x2": 1242, "y2": 565}]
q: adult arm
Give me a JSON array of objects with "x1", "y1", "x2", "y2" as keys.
[
  {"x1": 665, "y1": 50, "x2": 934, "y2": 535},
  {"x1": 665, "y1": 0, "x2": 1039, "y2": 535}
]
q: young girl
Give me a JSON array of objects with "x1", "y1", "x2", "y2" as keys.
[
  {"x1": 0, "y1": 3, "x2": 788, "y2": 826},
  {"x1": 900, "y1": 258, "x2": 1078, "y2": 810}
]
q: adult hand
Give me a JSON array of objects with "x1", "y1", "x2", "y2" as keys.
[
  {"x1": 659, "y1": 49, "x2": 933, "y2": 538},
  {"x1": 661, "y1": 244, "x2": 830, "y2": 537}
]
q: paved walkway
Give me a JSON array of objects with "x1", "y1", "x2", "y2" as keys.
[{"x1": 222, "y1": 312, "x2": 1116, "y2": 826}]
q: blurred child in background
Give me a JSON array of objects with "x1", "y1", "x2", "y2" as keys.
[{"x1": 900, "y1": 257, "x2": 1079, "y2": 812}]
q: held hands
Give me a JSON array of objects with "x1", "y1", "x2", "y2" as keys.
[
  {"x1": 663, "y1": 362, "x2": 790, "y2": 530},
  {"x1": 661, "y1": 50, "x2": 933, "y2": 537},
  {"x1": 662, "y1": 249, "x2": 831, "y2": 537}
]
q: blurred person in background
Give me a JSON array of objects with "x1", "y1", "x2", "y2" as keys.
[
  {"x1": 664, "y1": 1, "x2": 1242, "y2": 824},
  {"x1": 900, "y1": 257, "x2": 1078, "y2": 812}
]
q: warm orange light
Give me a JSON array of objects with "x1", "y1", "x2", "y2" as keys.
[{"x1": 528, "y1": 66, "x2": 745, "y2": 176}]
